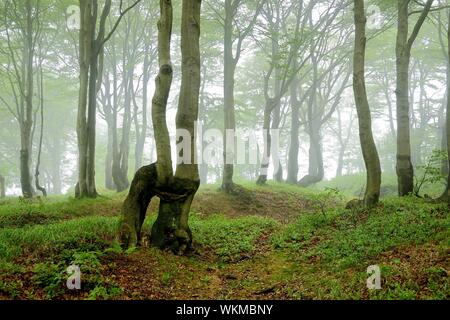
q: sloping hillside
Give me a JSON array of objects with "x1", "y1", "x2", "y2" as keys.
[{"x1": 0, "y1": 184, "x2": 448, "y2": 300}]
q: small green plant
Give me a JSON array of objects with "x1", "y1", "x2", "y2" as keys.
[
  {"x1": 32, "y1": 262, "x2": 65, "y2": 298},
  {"x1": 162, "y1": 272, "x2": 172, "y2": 286},
  {"x1": 88, "y1": 284, "x2": 122, "y2": 300},
  {"x1": 311, "y1": 187, "x2": 344, "y2": 217},
  {"x1": 414, "y1": 150, "x2": 447, "y2": 197}
]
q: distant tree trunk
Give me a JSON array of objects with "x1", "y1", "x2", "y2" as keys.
[
  {"x1": 287, "y1": 67, "x2": 300, "y2": 184},
  {"x1": 335, "y1": 107, "x2": 353, "y2": 178},
  {"x1": 76, "y1": 0, "x2": 140, "y2": 198},
  {"x1": 395, "y1": 0, "x2": 433, "y2": 196},
  {"x1": 35, "y1": 68, "x2": 47, "y2": 197},
  {"x1": 120, "y1": 0, "x2": 202, "y2": 254},
  {"x1": 440, "y1": 10, "x2": 450, "y2": 201},
  {"x1": 0, "y1": 174, "x2": 5, "y2": 198},
  {"x1": 441, "y1": 121, "x2": 448, "y2": 176},
  {"x1": 134, "y1": 38, "x2": 151, "y2": 172},
  {"x1": 298, "y1": 57, "x2": 324, "y2": 187},
  {"x1": 113, "y1": 17, "x2": 136, "y2": 192},
  {"x1": 271, "y1": 32, "x2": 283, "y2": 183},
  {"x1": 20, "y1": 0, "x2": 36, "y2": 198},
  {"x1": 105, "y1": 121, "x2": 115, "y2": 190},
  {"x1": 352, "y1": 0, "x2": 381, "y2": 207},
  {"x1": 256, "y1": 97, "x2": 274, "y2": 185},
  {"x1": 112, "y1": 62, "x2": 133, "y2": 192},
  {"x1": 103, "y1": 59, "x2": 116, "y2": 190},
  {"x1": 76, "y1": 0, "x2": 96, "y2": 198},
  {"x1": 221, "y1": 0, "x2": 237, "y2": 193}
]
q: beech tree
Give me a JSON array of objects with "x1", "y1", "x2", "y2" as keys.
[
  {"x1": 352, "y1": 0, "x2": 381, "y2": 207},
  {"x1": 441, "y1": 9, "x2": 450, "y2": 201},
  {"x1": 119, "y1": 0, "x2": 202, "y2": 254},
  {"x1": 0, "y1": 174, "x2": 5, "y2": 198},
  {"x1": 0, "y1": 0, "x2": 42, "y2": 198},
  {"x1": 76, "y1": 0, "x2": 140, "y2": 198},
  {"x1": 395, "y1": 0, "x2": 434, "y2": 196}
]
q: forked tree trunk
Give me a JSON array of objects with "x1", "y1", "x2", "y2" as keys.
[
  {"x1": 120, "y1": 0, "x2": 202, "y2": 254},
  {"x1": 395, "y1": 0, "x2": 433, "y2": 196},
  {"x1": 76, "y1": 0, "x2": 139, "y2": 198},
  {"x1": 352, "y1": 0, "x2": 381, "y2": 207}
]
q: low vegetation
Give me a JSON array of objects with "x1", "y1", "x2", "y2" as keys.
[{"x1": 0, "y1": 180, "x2": 448, "y2": 300}]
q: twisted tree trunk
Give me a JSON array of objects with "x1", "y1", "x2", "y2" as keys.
[{"x1": 120, "y1": 0, "x2": 201, "y2": 254}]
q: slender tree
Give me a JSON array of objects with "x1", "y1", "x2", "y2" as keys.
[
  {"x1": 0, "y1": 0, "x2": 41, "y2": 198},
  {"x1": 395, "y1": 0, "x2": 434, "y2": 196},
  {"x1": 440, "y1": 9, "x2": 450, "y2": 201},
  {"x1": 352, "y1": 0, "x2": 382, "y2": 207},
  {"x1": 0, "y1": 174, "x2": 5, "y2": 198},
  {"x1": 76, "y1": 0, "x2": 141, "y2": 198},
  {"x1": 220, "y1": 0, "x2": 262, "y2": 193}
]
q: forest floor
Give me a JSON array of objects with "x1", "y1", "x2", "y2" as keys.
[{"x1": 0, "y1": 182, "x2": 448, "y2": 300}]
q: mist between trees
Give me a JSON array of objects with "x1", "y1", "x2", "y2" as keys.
[{"x1": 0, "y1": 0, "x2": 449, "y2": 252}]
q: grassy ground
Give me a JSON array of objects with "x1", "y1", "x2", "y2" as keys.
[{"x1": 0, "y1": 182, "x2": 448, "y2": 300}]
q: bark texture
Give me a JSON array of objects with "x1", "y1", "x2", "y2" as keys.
[
  {"x1": 352, "y1": 0, "x2": 381, "y2": 207},
  {"x1": 395, "y1": 0, "x2": 433, "y2": 196},
  {"x1": 120, "y1": 0, "x2": 202, "y2": 254},
  {"x1": 441, "y1": 10, "x2": 450, "y2": 201},
  {"x1": 0, "y1": 175, "x2": 5, "y2": 198}
]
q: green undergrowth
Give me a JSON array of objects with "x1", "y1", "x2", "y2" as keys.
[{"x1": 0, "y1": 183, "x2": 448, "y2": 300}]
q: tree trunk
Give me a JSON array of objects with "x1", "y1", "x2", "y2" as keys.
[
  {"x1": 35, "y1": 68, "x2": 47, "y2": 197},
  {"x1": 0, "y1": 175, "x2": 5, "y2": 198},
  {"x1": 298, "y1": 83, "x2": 324, "y2": 186},
  {"x1": 19, "y1": 0, "x2": 36, "y2": 199},
  {"x1": 352, "y1": 0, "x2": 381, "y2": 207},
  {"x1": 134, "y1": 38, "x2": 151, "y2": 172},
  {"x1": 441, "y1": 10, "x2": 450, "y2": 201},
  {"x1": 76, "y1": 0, "x2": 94, "y2": 198},
  {"x1": 221, "y1": 0, "x2": 237, "y2": 193},
  {"x1": 287, "y1": 69, "x2": 300, "y2": 184},
  {"x1": 256, "y1": 99, "x2": 274, "y2": 185},
  {"x1": 120, "y1": 0, "x2": 202, "y2": 254},
  {"x1": 395, "y1": 0, "x2": 433, "y2": 196}
]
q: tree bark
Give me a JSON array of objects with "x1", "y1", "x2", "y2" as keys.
[
  {"x1": 35, "y1": 67, "x2": 47, "y2": 197},
  {"x1": 120, "y1": 0, "x2": 202, "y2": 254},
  {"x1": 20, "y1": 0, "x2": 36, "y2": 198},
  {"x1": 134, "y1": 35, "x2": 152, "y2": 172},
  {"x1": 352, "y1": 0, "x2": 382, "y2": 207},
  {"x1": 287, "y1": 68, "x2": 300, "y2": 184},
  {"x1": 440, "y1": 9, "x2": 450, "y2": 201},
  {"x1": 221, "y1": 0, "x2": 238, "y2": 193},
  {"x1": 76, "y1": 0, "x2": 140, "y2": 197},
  {"x1": 0, "y1": 174, "x2": 5, "y2": 198},
  {"x1": 395, "y1": 0, "x2": 433, "y2": 196}
]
